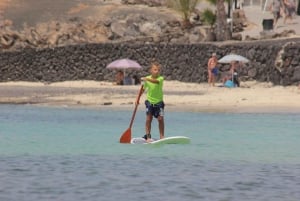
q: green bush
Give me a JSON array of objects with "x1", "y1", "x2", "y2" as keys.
[{"x1": 201, "y1": 8, "x2": 216, "y2": 27}]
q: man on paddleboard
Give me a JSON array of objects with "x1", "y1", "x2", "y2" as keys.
[{"x1": 139, "y1": 62, "x2": 165, "y2": 142}]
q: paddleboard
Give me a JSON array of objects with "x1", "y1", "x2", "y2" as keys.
[{"x1": 130, "y1": 136, "x2": 191, "y2": 145}]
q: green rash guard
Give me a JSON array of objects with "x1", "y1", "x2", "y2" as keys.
[{"x1": 143, "y1": 75, "x2": 164, "y2": 104}]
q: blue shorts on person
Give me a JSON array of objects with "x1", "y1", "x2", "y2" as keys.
[
  {"x1": 145, "y1": 100, "x2": 164, "y2": 118},
  {"x1": 211, "y1": 67, "x2": 218, "y2": 76}
]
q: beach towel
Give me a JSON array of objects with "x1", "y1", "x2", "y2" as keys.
[{"x1": 224, "y1": 80, "x2": 234, "y2": 88}]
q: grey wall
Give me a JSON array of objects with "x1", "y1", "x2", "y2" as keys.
[{"x1": 1, "y1": 38, "x2": 300, "y2": 86}]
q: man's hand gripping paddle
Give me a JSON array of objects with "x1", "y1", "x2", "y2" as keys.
[{"x1": 119, "y1": 85, "x2": 144, "y2": 143}]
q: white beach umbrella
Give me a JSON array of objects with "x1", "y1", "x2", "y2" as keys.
[{"x1": 218, "y1": 54, "x2": 249, "y2": 63}]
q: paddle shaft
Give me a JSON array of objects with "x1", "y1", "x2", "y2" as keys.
[
  {"x1": 119, "y1": 85, "x2": 144, "y2": 143},
  {"x1": 129, "y1": 85, "x2": 144, "y2": 129}
]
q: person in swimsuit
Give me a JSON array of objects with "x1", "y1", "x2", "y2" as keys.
[{"x1": 207, "y1": 53, "x2": 218, "y2": 86}]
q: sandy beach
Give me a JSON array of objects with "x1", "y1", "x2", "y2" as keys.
[
  {"x1": 1, "y1": 80, "x2": 299, "y2": 113},
  {"x1": 1, "y1": 2, "x2": 300, "y2": 113}
]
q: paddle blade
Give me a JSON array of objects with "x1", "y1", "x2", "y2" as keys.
[{"x1": 119, "y1": 128, "x2": 131, "y2": 143}]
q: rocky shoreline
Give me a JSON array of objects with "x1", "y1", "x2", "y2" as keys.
[
  {"x1": 1, "y1": 1, "x2": 300, "y2": 87},
  {"x1": 1, "y1": 39, "x2": 300, "y2": 86}
]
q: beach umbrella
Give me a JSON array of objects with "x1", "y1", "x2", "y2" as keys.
[
  {"x1": 218, "y1": 54, "x2": 249, "y2": 88},
  {"x1": 218, "y1": 54, "x2": 249, "y2": 63},
  {"x1": 106, "y1": 58, "x2": 142, "y2": 73},
  {"x1": 106, "y1": 58, "x2": 142, "y2": 85}
]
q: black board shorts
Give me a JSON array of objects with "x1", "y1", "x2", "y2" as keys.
[{"x1": 145, "y1": 100, "x2": 164, "y2": 118}]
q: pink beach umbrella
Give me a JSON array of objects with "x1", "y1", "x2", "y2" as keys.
[
  {"x1": 106, "y1": 58, "x2": 142, "y2": 85},
  {"x1": 106, "y1": 58, "x2": 142, "y2": 73}
]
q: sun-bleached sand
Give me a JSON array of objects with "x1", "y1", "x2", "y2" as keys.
[{"x1": 0, "y1": 80, "x2": 299, "y2": 113}]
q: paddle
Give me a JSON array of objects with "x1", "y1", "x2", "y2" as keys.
[{"x1": 119, "y1": 85, "x2": 144, "y2": 143}]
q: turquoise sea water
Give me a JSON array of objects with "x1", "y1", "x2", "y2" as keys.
[{"x1": 0, "y1": 105, "x2": 299, "y2": 201}]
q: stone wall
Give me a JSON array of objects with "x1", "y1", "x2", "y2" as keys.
[{"x1": 1, "y1": 38, "x2": 300, "y2": 86}]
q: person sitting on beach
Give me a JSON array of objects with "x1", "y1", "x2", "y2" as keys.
[
  {"x1": 115, "y1": 71, "x2": 124, "y2": 85},
  {"x1": 123, "y1": 74, "x2": 133, "y2": 85},
  {"x1": 207, "y1": 52, "x2": 218, "y2": 86},
  {"x1": 132, "y1": 75, "x2": 141, "y2": 85},
  {"x1": 222, "y1": 61, "x2": 240, "y2": 87}
]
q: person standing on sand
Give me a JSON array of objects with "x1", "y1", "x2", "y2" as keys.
[
  {"x1": 207, "y1": 52, "x2": 218, "y2": 86},
  {"x1": 283, "y1": 0, "x2": 296, "y2": 24},
  {"x1": 139, "y1": 63, "x2": 164, "y2": 142},
  {"x1": 270, "y1": 0, "x2": 283, "y2": 28}
]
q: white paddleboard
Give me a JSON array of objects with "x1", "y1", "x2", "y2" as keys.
[{"x1": 131, "y1": 136, "x2": 191, "y2": 145}]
